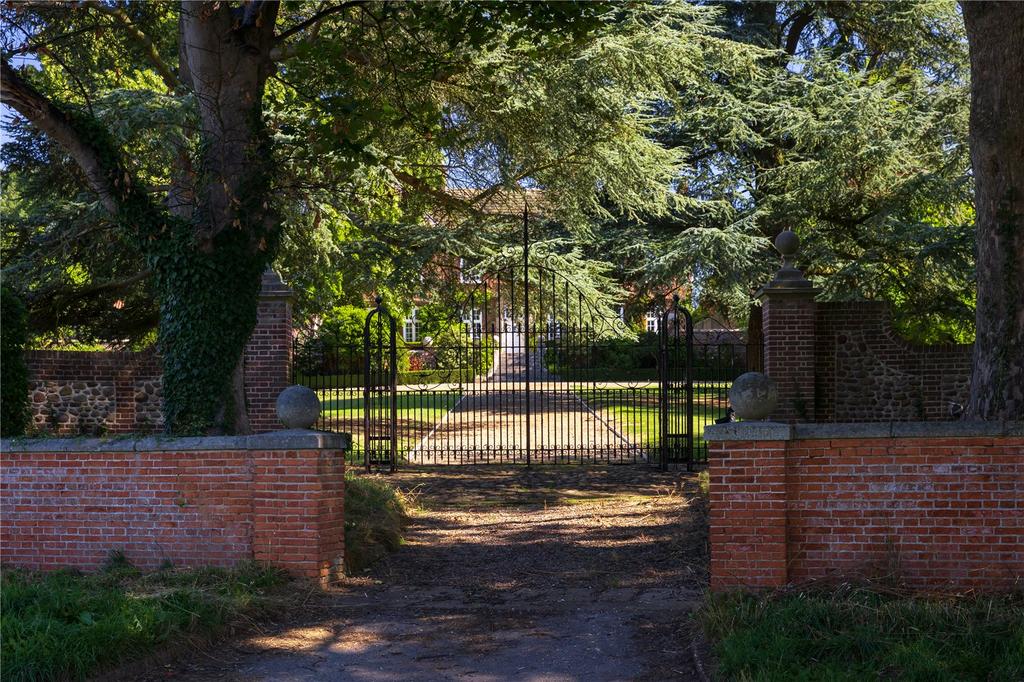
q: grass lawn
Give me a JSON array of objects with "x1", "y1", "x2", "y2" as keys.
[
  {"x1": 317, "y1": 390, "x2": 462, "y2": 462},
  {"x1": 315, "y1": 383, "x2": 731, "y2": 463},
  {"x1": 581, "y1": 385, "x2": 729, "y2": 457},
  {"x1": 700, "y1": 586, "x2": 1024, "y2": 681},
  {"x1": 0, "y1": 558, "x2": 289, "y2": 682}
]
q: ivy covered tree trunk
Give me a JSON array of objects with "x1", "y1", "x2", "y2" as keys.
[
  {"x1": 155, "y1": 2, "x2": 280, "y2": 433},
  {"x1": 962, "y1": 2, "x2": 1024, "y2": 421}
]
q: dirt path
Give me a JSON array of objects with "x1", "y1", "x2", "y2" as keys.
[{"x1": 152, "y1": 466, "x2": 709, "y2": 682}]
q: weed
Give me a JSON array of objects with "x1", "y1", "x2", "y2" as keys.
[
  {"x1": 0, "y1": 560, "x2": 288, "y2": 681},
  {"x1": 344, "y1": 472, "x2": 412, "y2": 574}
]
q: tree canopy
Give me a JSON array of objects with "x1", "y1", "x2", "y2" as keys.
[{"x1": 0, "y1": 1, "x2": 982, "y2": 430}]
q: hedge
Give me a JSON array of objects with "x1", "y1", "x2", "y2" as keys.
[{"x1": 1, "y1": 287, "x2": 29, "y2": 437}]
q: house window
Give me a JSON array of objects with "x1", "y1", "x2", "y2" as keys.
[
  {"x1": 645, "y1": 311, "x2": 660, "y2": 333},
  {"x1": 402, "y1": 307, "x2": 418, "y2": 343},
  {"x1": 459, "y1": 258, "x2": 482, "y2": 284},
  {"x1": 462, "y1": 307, "x2": 483, "y2": 339},
  {"x1": 546, "y1": 313, "x2": 562, "y2": 338},
  {"x1": 617, "y1": 305, "x2": 625, "y2": 322}
]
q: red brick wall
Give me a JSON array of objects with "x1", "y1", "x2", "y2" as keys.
[
  {"x1": 708, "y1": 425, "x2": 1024, "y2": 592},
  {"x1": 245, "y1": 294, "x2": 293, "y2": 433},
  {"x1": 24, "y1": 271, "x2": 294, "y2": 436},
  {"x1": 708, "y1": 439, "x2": 789, "y2": 589},
  {"x1": 0, "y1": 434, "x2": 347, "y2": 585}
]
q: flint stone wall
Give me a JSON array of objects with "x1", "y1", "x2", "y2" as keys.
[
  {"x1": 22, "y1": 271, "x2": 293, "y2": 436},
  {"x1": 25, "y1": 351, "x2": 163, "y2": 435},
  {"x1": 815, "y1": 302, "x2": 972, "y2": 422}
]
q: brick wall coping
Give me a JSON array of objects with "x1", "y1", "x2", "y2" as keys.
[
  {"x1": 705, "y1": 420, "x2": 1024, "y2": 441},
  {"x1": 0, "y1": 430, "x2": 351, "y2": 454}
]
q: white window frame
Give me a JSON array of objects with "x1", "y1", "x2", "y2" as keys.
[
  {"x1": 462, "y1": 307, "x2": 483, "y2": 339},
  {"x1": 645, "y1": 311, "x2": 660, "y2": 333},
  {"x1": 402, "y1": 307, "x2": 419, "y2": 343}
]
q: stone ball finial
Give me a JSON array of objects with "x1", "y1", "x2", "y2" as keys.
[
  {"x1": 276, "y1": 385, "x2": 321, "y2": 430},
  {"x1": 774, "y1": 230, "x2": 800, "y2": 257},
  {"x1": 728, "y1": 372, "x2": 778, "y2": 420}
]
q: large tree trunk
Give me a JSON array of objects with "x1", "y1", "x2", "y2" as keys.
[
  {"x1": 151, "y1": 1, "x2": 281, "y2": 434},
  {"x1": 962, "y1": 3, "x2": 1024, "y2": 421}
]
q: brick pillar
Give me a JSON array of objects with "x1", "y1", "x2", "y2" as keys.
[
  {"x1": 756, "y1": 231, "x2": 819, "y2": 423},
  {"x1": 706, "y1": 422, "x2": 791, "y2": 591},
  {"x1": 244, "y1": 270, "x2": 294, "y2": 433},
  {"x1": 251, "y1": 432, "x2": 348, "y2": 587}
]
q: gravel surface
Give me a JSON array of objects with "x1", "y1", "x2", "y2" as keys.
[{"x1": 140, "y1": 466, "x2": 709, "y2": 682}]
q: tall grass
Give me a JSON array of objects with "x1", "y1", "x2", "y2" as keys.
[
  {"x1": 1, "y1": 558, "x2": 288, "y2": 682},
  {"x1": 344, "y1": 472, "x2": 412, "y2": 574},
  {"x1": 700, "y1": 585, "x2": 1024, "y2": 681}
]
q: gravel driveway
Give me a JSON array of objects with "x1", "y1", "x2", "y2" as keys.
[{"x1": 145, "y1": 466, "x2": 710, "y2": 682}]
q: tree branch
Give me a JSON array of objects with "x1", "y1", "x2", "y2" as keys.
[
  {"x1": 784, "y1": 9, "x2": 814, "y2": 57},
  {"x1": 393, "y1": 170, "x2": 477, "y2": 212},
  {"x1": 1, "y1": 23, "x2": 106, "y2": 60},
  {"x1": 1, "y1": 61, "x2": 123, "y2": 215},
  {"x1": 273, "y1": 1, "x2": 366, "y2": 46},
  {"x1": 82, "y1": 1, "x2": 179, "y2": 92}
]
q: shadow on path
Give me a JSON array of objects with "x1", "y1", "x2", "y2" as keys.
[{"x1": 144, "y1": 466, "x2": 709, "y2": 682}]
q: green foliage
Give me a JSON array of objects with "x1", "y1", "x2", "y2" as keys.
[
  {"x1": 296, "y1": 305, "x2": 411, "y2": 376},
  {"x1": 148, "y1": 224, "x2": 275, "y2": 434},
  {"x1": 317, "y1": 305, "x2": 380, "y2": 348},
  {"x1": 427, "y1": 321, "x2": 495, "y2": 375},
  {"x1": 297, "y1": 368, "x2": 480, "y2": 389},
  {"x1": 1, "y1": 285, "x2": 30, "y2": 437},
  {"x1": 545, "y1": 334, "x2": 660, "y2": 377},
  {"x1": 0, "y1": 560, "x2": 288, "y2": 682},
  {"x1": 545, "y1": 333, "x2": 746, "y2": 381},
  {"x1": 700, "y1": 586, "x2": 1024, "y2": 681},
  {"x1": 344, "y1": 473, "x2": 411, "y2": 574},
  {"x1": 592, "y1": 1, "x2": 974, "y2": 337}
]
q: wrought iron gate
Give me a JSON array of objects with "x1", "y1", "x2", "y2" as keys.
[
  {"x1": 659, "y1": 296, "x2": 694, "y2": 469},
  {"x1": 294, "y1": 225, "x2": 751, "y2": 470},
  {"x1": 363, "y1": 300, "x2": 398, "y2": 473}
]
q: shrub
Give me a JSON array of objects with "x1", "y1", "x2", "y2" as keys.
[
  {"x1": 544, "y1": 334, "x2": 658, "y2": 374},
  {"x1": 544, "y1": 332, "x2": 747, "y2": 380},
  {"x1": 428, "y1": 321, "x2": 495, "y2": 375},
  {"x1": 344, "y1": 473, "x2": 411, "y2": 574},
  {"x1": 1, "y1": 286, "x2": 30, "y2": 437},
  {"x1": 296, "y1": 305, "x2": 410, "y2": 376}
]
